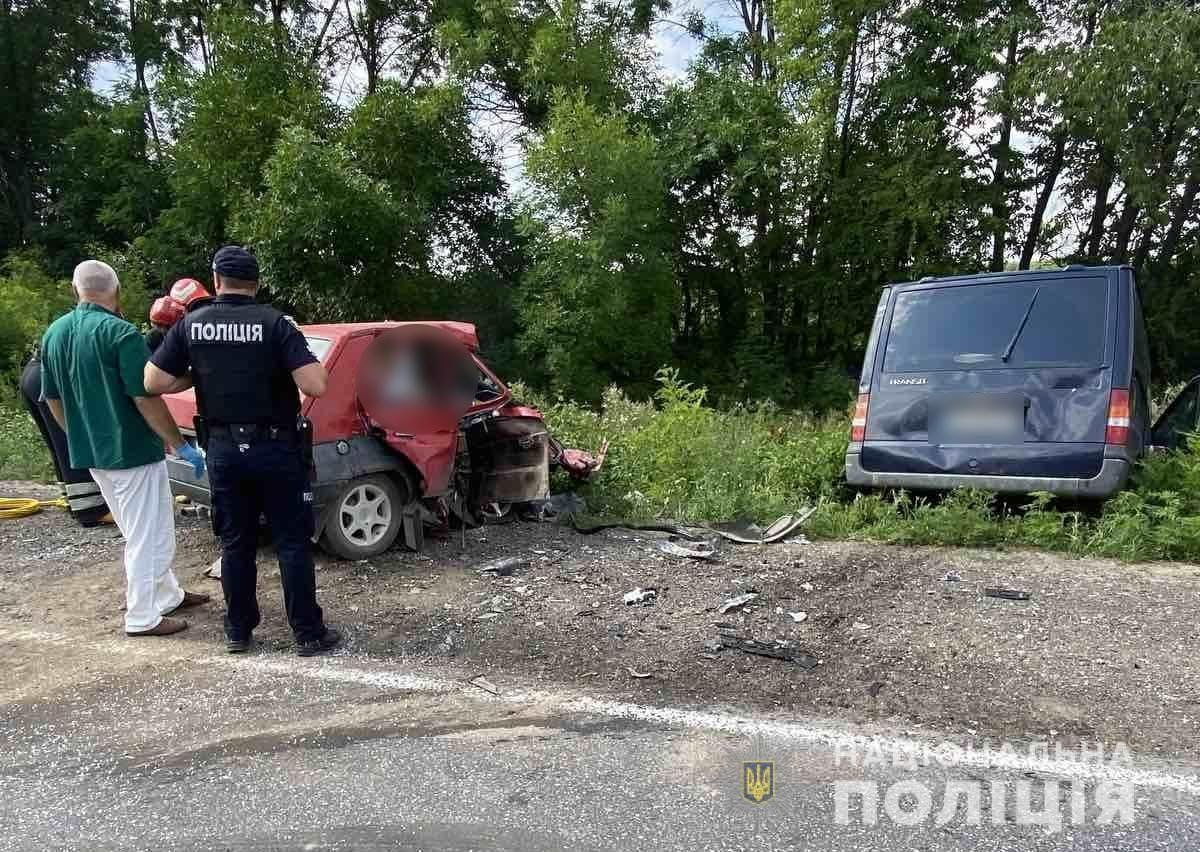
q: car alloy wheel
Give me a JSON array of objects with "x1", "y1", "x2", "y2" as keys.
[{"x1": 338, "y1": 482, "x2": 393, "y2": 547}]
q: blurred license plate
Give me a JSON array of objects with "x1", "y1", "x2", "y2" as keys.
[{"x1": 935, "y1": 398, "x2": 1023, "y2": 443}]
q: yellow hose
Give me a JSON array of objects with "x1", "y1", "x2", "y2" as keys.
[{"x1": 0, "y1": 497, "x2": 69, "y2": 520}]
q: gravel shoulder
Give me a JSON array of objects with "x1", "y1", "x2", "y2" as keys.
[{"x1": 2, "y1": 478, "x2": 1197, "y2": 760}]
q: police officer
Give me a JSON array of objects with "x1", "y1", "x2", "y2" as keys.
[{"x1": 144, "y1": 246, "x2": 340, "y2": 656}]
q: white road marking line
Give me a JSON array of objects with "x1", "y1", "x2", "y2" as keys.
[
  {"x1": 7, "y1": 625, "x2": 1199, "y2": 796},
  {"x1": 229, "y1": 655, "x2": 1200, "y2": 796}
]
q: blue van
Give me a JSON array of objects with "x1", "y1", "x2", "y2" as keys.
[{"x1": 844, "y1": 265, "x2": 1150, "y2": 498}]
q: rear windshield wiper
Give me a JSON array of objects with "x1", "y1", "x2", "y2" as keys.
[{"x1": 1000, "y1": 285, "x2": 1041, "y2": 363}]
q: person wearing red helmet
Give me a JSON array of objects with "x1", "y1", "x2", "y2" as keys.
[
  {"x1": 169, "y1": 278, "x2": 213, "y2": 311},
  {"x1": 146, "y1": 296, "x2": 186, "y2": 354},
  {"x1": 146, "y1": 279, "x2": 212, "y2": 353}
]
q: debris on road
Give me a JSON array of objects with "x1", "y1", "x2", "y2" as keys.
[
  {"x1": 718, "y1": 592, "x2": 758, "y2": 614},
  {"x1": 788, "y1": 611, "x2": 808, "y2": 623},
  {"x1": 627, "y1": 667, "x2": 653, "y2": 679},
  {"x1": 853, "y1": 621, "x2": 870, "y2": 631},
  {"x1": 521, "y1": 492, "x2": 588, "y2": 522},
  {"x1": 657, "y1": 537, "x2": 716, "y2": 560},
  {"x1": 468, "y1": 675, "x2": 501, "y2": 695},
  {"x1": 486, "y1": 594, "x2": 516, "y2": 613},
  {"x1": 800, "y1": 582, "x2": 814, "y2": 593},
  {"x1": 715, "y1": 630, "x2": 818, "y2": 668},
  {"x1": 708, "y1": 508, "x2": 816, "y2": 544},
  {"x1": 551, "y1": 437, "x2": 608, "y2": 481},
  {"x1": 623, "y1": 587, "x2": 657, "y2": 606},
  {"x1": 477, "y1": 556, "x2": 527, "y2": 577},
  {"x1": 942, "y1": 570, "x2": 962, "y2": 582},
  {"x1": 572, "y1": 507, "x2": 815, "y2": 546},
  {"x1": 984, "y1": 587, "x2": 1032, "y2": 601}
]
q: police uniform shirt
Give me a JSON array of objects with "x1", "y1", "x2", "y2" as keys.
[{"x1": 150, "y1": 294, "x2": 317, "y2": 425}]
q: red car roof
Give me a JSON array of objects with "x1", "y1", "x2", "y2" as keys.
[{"x1": 301, "y1": 321, "x2": 480, "y2": 352}]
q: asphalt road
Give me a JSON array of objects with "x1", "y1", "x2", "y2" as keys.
[{"x1": 3, "y1": 622, "x2": 1199, "y2": 852}]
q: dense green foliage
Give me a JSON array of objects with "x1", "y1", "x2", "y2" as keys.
[
  {"x1": 4, "y1": 1, "x2": 1200, "y2": 560},
  {"x1": 2, "y1": 0, "x2": 1199, "y2": 403},
  {"x1": 527, "y1": 371, "x2": 1200, "y2": 562}
]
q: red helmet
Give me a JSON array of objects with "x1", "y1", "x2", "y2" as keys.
[
  {"x1": 149, "y1": 295, "x2": 185, "y2": 327},
  {"x1": 169, "y1": 277, "x2": 212, "y2": 307}
]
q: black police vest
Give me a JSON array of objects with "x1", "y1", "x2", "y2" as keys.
[{"x1": 183, "y1": 299, "x2": 301, "y2": 426}]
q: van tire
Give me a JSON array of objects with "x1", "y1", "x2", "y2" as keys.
[{"x1": 320, "y1": 474, "x2": 404, "y2": 560}]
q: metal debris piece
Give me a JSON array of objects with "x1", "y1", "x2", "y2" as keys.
[
  {"x1": 708, "y1": 508, "x2": 817, "y2": 544},
  {"x1": 800, "y1": 582, "x2": 814, "y2": 593},
  {"x1": 628, "y1": 667, "x2": 653, "y2": 679},
  {"x1": 623, "y1": 587, "x2": 657, "y2": 605},
  {"x1": 477, "y1": 556, "x2": 528, "y2": 577},
  {"x1": 657, "y1": 537, "x2": 717, "y2": 560},
  {"x1": 853, "y1": 621, "x2": 870, "y2": 631},
  {"x1": 718, "y1": 592, "x2": 758, "y2": 614},
  {"x1": 476, "y1": 612, "x2": 502, "y2": 621},
  {"x1": 984, "y1": 587, "x2": 1031, "y2": 601},
  {"x1": 942, "y1": 570, "x2": 962, "y2": 582},
  {"x1": 715, "y1": 632, "x2": 818, "y2": 668},
  {"x1": 487, "y1": 594, "x2": 515, "y2": 612},
  {"x1": 468, "y1": 675, "x2": 501, "y2": 695},
  {"x1": 788, "y1": 611, "x2": 808, "y2": 624}
]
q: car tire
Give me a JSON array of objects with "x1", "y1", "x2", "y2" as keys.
[{"x1": 320, "y1": 474, "x2": 405, "y2": 560}]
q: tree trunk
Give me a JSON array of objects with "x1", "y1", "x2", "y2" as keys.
[
  {"x1": 1132, "y1": 221, "x2": 1155, "y2": 270},
  {"x1": 307, "y1": 0, "x2": 340, "y2": 69},
  {"x1": 1159, "y1": 167, "x2": 1199, "y2": 265},
  {"x1": 1112, "y1": 196, "x2": 1139, "y2": 262},
  {"x1": 128, "y1": 0, "x2": 161, "y2": 159},
  {"x1": 1081, "y1": 157, "x2": 1113, "y2": 260},
  {"x1": 837, "y1": 20, "x2": 861, "y2": 179},
  {"x1": 989, "y1": 25, "x2": 1021, "y2": 272},
  {"x1": 1019, "y1": 131, "x2": 1065, "y2": 269}
]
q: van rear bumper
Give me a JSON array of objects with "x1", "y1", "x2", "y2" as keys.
[{"x1": 844, "y1": 453, "x2": 1130, "y2": 498}]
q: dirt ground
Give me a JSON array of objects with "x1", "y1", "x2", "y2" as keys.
[{"x1": 3, "y1": 478, "x2": 1199, "y2": 761}]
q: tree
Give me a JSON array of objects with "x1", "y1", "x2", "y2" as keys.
[
  {"x1": 518, "y1": 94, "x2": 676, "y2": 400},
  {"x1": 0, "y1": 0, "x2": 120, "y2": 257}
]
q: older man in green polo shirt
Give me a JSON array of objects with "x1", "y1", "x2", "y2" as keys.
[{"x1": 40, "y1": 260, "x2": 210, "y2": 637}]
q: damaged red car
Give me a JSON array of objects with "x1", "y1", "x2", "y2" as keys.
[{"x1": 163, "y1": 321, "x2": 598, "y2": 559}]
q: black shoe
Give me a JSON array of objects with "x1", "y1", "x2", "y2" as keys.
[
  {"x1": 226, "y1": 635, "x2": 252, "y2": 654},
  {"x1": 296, "y1": 627, "x2": 342, "y2": 657}
]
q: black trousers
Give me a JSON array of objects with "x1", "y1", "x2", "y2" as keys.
[
  {"x1": 207, "y1": 434, "x2": 325, "y2": 643},
  {"x1": 19, "y1": 360, "x2": 110, "y2": 526}
]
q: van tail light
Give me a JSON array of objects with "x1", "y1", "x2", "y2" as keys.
[
  {"x1": 851, "y1": 393, "x2": 870, "y2": 442},
  {"x1": 1106, "y1": 388, "x2": 1131, "y2": 446}
]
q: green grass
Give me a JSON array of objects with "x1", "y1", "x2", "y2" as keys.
[
  {"x1": 524, "y1": 370, "x2": 1200, "y2": 563},
  {"x1": 0, "y1": 404, "x2": 55, "y2": 482}
]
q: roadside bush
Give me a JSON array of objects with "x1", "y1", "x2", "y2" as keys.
[
  {"x1": 531, "y1": 369, "x2": 1200, "y2": 563},
  {"x1": 0, "y1": 251, "x2": 74, "y2": 377},
  {"x1": 0, "y1": 405, "x2": 55, "y2": 482},
  {"x1": 525, "y1": 369, "x2": 848, "y2": 521}
]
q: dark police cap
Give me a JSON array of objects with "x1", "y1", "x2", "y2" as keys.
[{"x1": 212, "y1": 245, "x2": 259, "y2": 281}]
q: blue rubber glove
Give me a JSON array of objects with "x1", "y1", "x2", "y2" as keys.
[{"x1": 177, "y1": 443, "x2": 206, "y2": 479}]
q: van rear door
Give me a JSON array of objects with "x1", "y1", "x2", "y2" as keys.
[{"x1": 862, "y1": 271, "x2": 1114, "y2": 480}]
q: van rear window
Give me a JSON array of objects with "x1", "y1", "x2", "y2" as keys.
[{"x1": 883, "y1": 276, "x2": 1107, "y2": 373}]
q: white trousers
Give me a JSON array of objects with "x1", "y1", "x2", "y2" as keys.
[{"x1": 90, "y1": 460, "x2": 184, "y2": 632}]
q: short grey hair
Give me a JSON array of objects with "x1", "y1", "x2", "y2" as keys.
[{"x1": 72, "y1": 260, "x2": 120, "y2": 294}]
